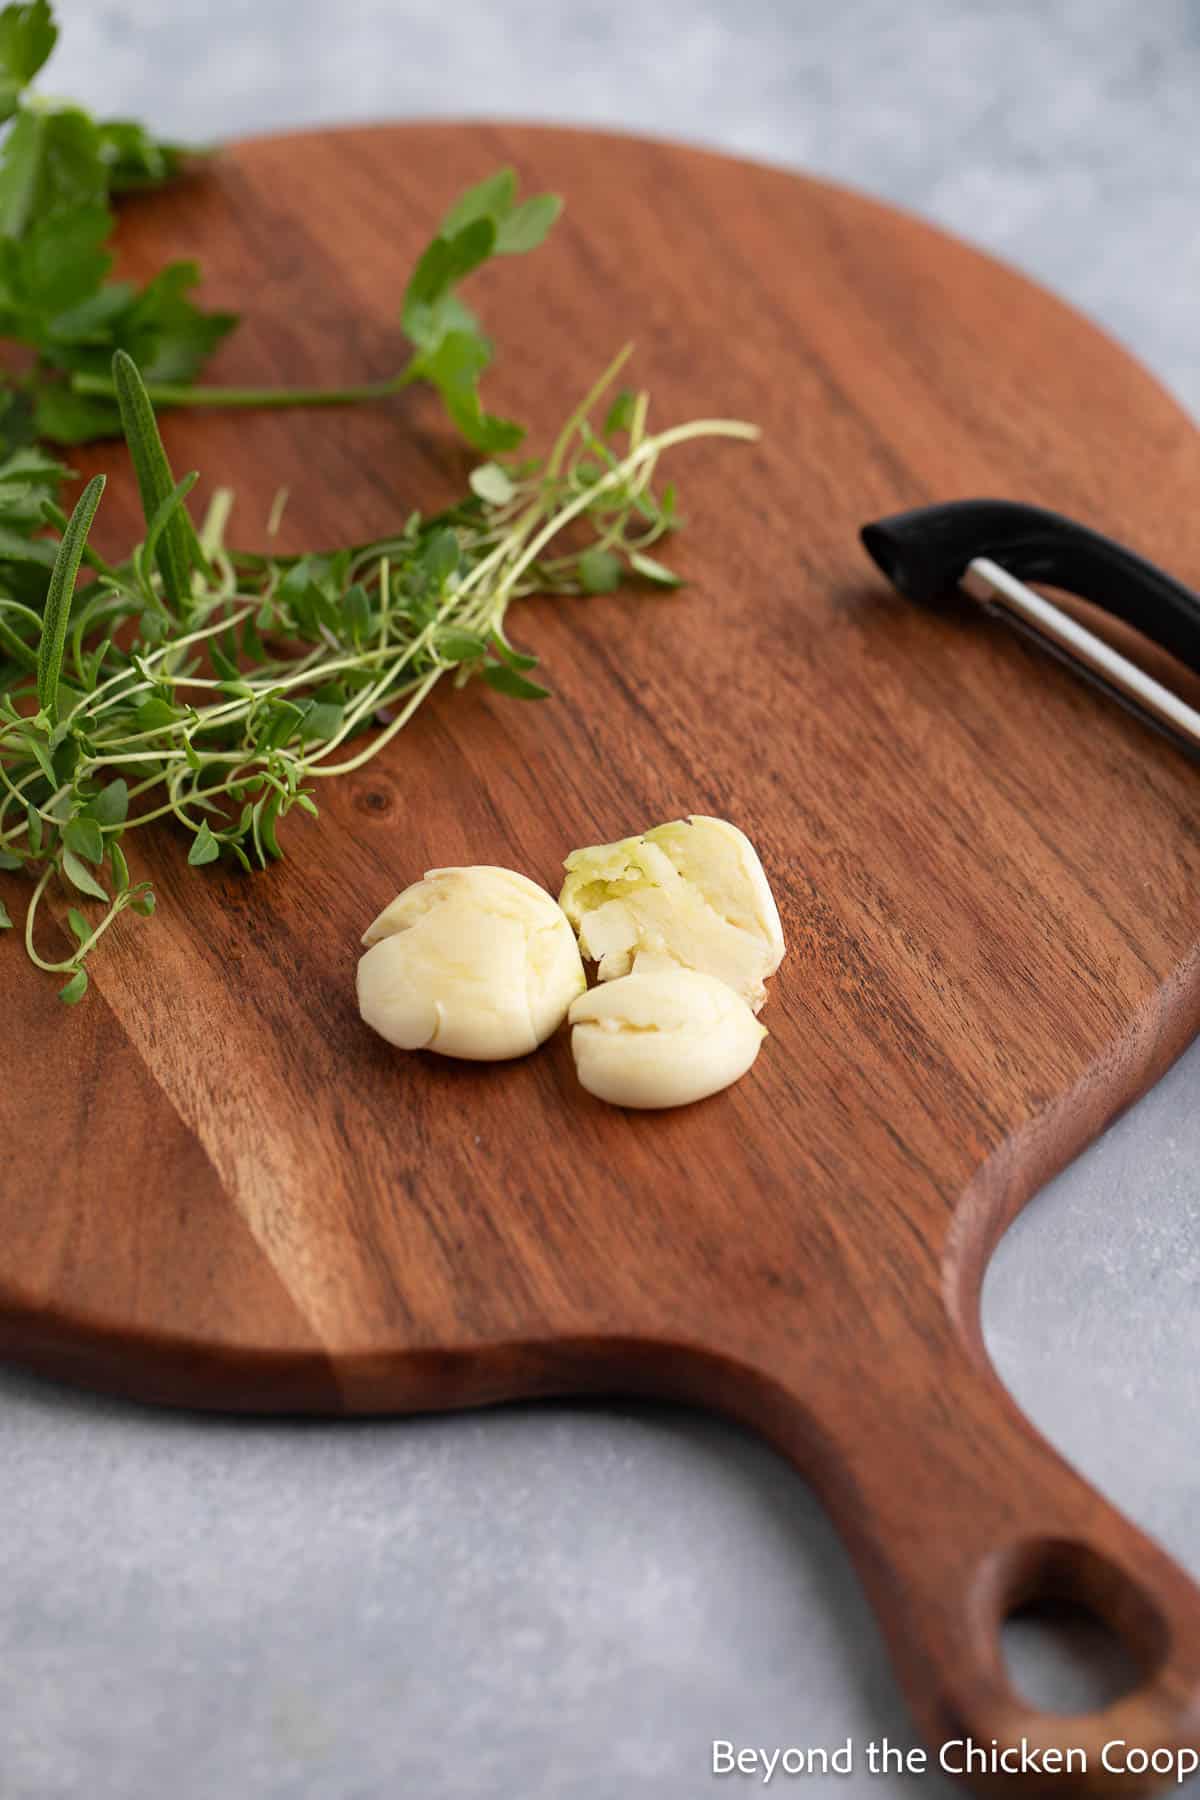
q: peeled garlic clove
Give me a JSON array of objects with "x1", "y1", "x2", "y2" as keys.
[
  {"x1": 568, "y1": 967, "x2": 766, "y2": 1109},
  {"x1": 559, "y1": 815, "x2": 784, "y2": 1011},
  {"x1": 357, "y1": 865, "x2": 586, "y2": 1060}
]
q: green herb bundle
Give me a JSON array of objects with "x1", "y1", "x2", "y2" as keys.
[
  {"x1": 0, "y1": 348, "x2": 756, "y2": 1000},
  {"x1": 0, "y1": 0, "x2": 563, "y2": 454},
  {"x1": 0, "y1": 2, "x2": 759, "y2": 1006}
]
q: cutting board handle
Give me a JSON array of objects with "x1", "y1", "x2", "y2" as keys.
[{"x1": 735, "y1": 1336, "x2": 1200, "y2": 1794}]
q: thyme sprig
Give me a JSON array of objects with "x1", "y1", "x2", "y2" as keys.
[{"x1": 0, "y1": 347, "x2": 757, "y2": 1001}]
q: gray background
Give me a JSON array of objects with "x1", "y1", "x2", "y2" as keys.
[{"x1": 4, "y1": 3, "x2": 1198, "y2": 1796}]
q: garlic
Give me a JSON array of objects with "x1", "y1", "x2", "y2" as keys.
[
  {"x1": 559, "y1": 815, "x2": 785, "y2": 1011},
  {"x1": 357, "y1": 866, "x2": 586, "y2": 1060},
  {"x1": 569, "y1": 968, "x2": 766, "y2": 1109}
]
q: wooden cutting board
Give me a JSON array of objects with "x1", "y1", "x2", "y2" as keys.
[{"x1": 5, "y1": 125, "x2": 1200, "y2": 1789}]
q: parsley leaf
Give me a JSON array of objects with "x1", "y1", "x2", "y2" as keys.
[
  {"x1": 32, "y1": 384, "x2": 119, "y2": 444},
  {"x1": 401, "y1": 217, "x2": 497, "y2": 353},
  {"x1": 95, "y1": 119, "x2": 197, "y2": 193},
  {"x1": 413, "y1": 330, "x2": 522, "y2": 454},
  {"x1": 0, "y1": 106, "x2": 106, "y2": 236},
  {"x1": 439, "y1": 167, "x2": 516, "y2": 235},
  {"x1": 495, "y1": 195, "x2": 561, "y2": 255},
  {"x1": 397, "y1": 168, "x2": 561, "y2": 450},
  {"x1": 0, "y1": 0, "x2": 55, "y2": 122},
  {"x1": 0, "y1": 442, "x2": 68, "y2": 526},
  {"x1": 5, "y1": 199, "x2": 112, "y2": 322},
  {"x1": 118, "y1": 261, "x2": 237, "y2": 384}
]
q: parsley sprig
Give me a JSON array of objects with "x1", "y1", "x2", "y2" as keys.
[
  {"x1": 0, "y1": 2, "x2": 561, "y2": 457},
  {"x1": 72, "y1": 163, "x2": 563, "y2": 453},
  {"x1": 0, "y1": 348, "x2": 757, "y2": 1000},
  {"x1": 0, "y1": 0, "x2": 232, "y2": 450}
]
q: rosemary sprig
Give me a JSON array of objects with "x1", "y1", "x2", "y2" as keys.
[
  {"x1": 35, "y1": 469, "x2": 103, "y2": 721},
  {"x1": 0, "y1": 348, "x2": 757, "y2": 1000}
]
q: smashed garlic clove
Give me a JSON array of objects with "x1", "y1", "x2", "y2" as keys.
[
  {"x1": 357, "y1": 865, "x2": 586, "y2": 1060},
  {"x1": 559, "y1": 815, "x2": 784, "y2": 1011},
  {"x1": 569, "y1": 967, "x2": 766, "y2": 1109}
]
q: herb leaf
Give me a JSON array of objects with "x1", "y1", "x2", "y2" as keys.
[
  {"x1": 494, "y1": 194, "x2": 561, "y2": 255},
  {"x1": 112, "y1": 349, "x2": 195, "y2": 611},
  {"x1": 63, "y1": 815, "x2": 103, "y2": 864},
  {"x1": 439, "y1": 632, "x2": 488, "y2": 664},
  {"x1": 579, "y1": 547, "x2": 622, "y2": 594},
  {"x1": 468, "y1": 462, "x2": 514, "y2": 506},
  {"x1": 35, "y1": 468, "x2": 103, "y2": 721},
  {"x1": 32, "y1": 384, "x2": 119, "y2": 445},
  {"x1": 603, "y1": 389, "x2": 636, "y2": 436},
  {"x1": 629, "y1": 550, "x2": 683, "y2": 588},
  {"x1": 187, "y1": 819, "x2": 220, "y2": 866},
  {"x1": 88, "y1": 777, "x2": 128, "y2": 827},
  {"x1": 57, "y1": 965, "x2": 86, "y2": 1003},
  {"x1": 483, "y1": 664, "x2": 551, "y2": 702},
  {"x1": 118, "y1": 260, "x2": 236, "y2": 385},
  {"x1": 0, "y1": 1, "x2": 56, "y2": 109},
  {"x1": 396, "y1": 172, "x2": 560, "y2": 449},
  {"x1": 401, "y1": 218, "x2": 496, "y2": 353},
  {"x1": 96, "y1": 119, "x2": 196, "y2": 193},
  {"x1": 415, "y1": 331, "x2": 522, "y2": 454},
  {"x1": 11, "y1": 196, "x2": 112, "y2": 317},
  {"x1": 0, "y1": 109, "x2": 106, "y2": 238},
  {"x1": 61, "y1": 845, "x2": 107, "y2": 900},
  {"x1": 109, "y1": 839, "x2": 129, "y2": 892},
  {"x1": 439, "y1": 167, "x2": 516, "y2": 236}
]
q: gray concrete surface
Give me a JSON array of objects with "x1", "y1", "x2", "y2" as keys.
[{"x1": 3, "y1": 3, "x2": 1198, "y2": 1795}]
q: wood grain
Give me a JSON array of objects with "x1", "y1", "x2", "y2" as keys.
[{"x1": 3, "y1": 125, "x2": 1200, "y2": 1791}]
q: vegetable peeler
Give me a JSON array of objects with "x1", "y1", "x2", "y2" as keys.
[{"x1": 860, "y1": 499, "x2": 1200, "y2": 755}]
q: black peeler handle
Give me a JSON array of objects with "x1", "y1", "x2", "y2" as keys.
[{"x1": 860, "y1": 499, "x2": 1200, "y2": 680}]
